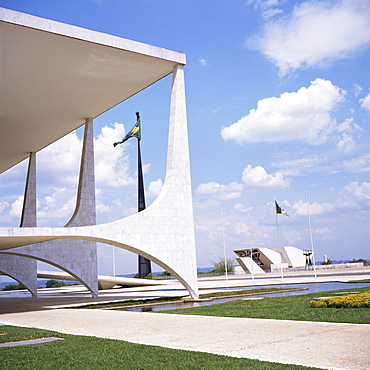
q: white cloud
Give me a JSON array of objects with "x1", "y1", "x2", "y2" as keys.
[
  {"x1": 221, "y1": 78, "x2": 345, "y2": 145},
  {"x1": 38, "y1": 131, "x2": 82, "y2": 185},
  {"x1": 242, "y1": 165, "x2": 289, "y2": 189},
  {"x1": 340, "y1": 181, "x2": 370, "y2": 209},
  {"x1": 0, "y1": 200, "x2": 9, "y2": 214},
  {"x1": 336, "y1": 116, "x2": 362, "y2": 153},
  {"x1": 343, "y1": 154, "x2": 370, "y2": 173},
  {"x1": 248, "y1": 0, "x2": 370, "y2": 76},
  {"x1": 146, "y1": 179, "x2": 163, "y2": 198},
  {"x1": 291, "y1": 199, "x2": 334, "y2": 216},
  {"x1": 96, "y1": 203, "x2": 111, "y2": 214},
  {"x1": 353, "y1": 84, "x2": 363, "y2": 97},
  {"x1": 360, "y1": 92, "x2": 370, "y2": 110},
  {"x1": 199, "y1": 59, "x2": 208, "y2": 66},
  {"x1": 196, "y1": 181, "x2": 243, "y2": 200},
  {"x1": 337, "y1": 132, "x2": 355, "y2": 153},
  {"x1": 94, "y1": 122, "x2": 135, "y2": 188},
  {"x1": 37, "y1": 187, "x2": 77, "y2": 225},
  {"x1": 291, "y1": 181, "x2": 370, "y2": 217},
  {"x1": 9, "y1": 196, "x2": 24, "y2": 218},
  {"x1": 272, "y1": 155, "x2": 325, "y2": 176}
]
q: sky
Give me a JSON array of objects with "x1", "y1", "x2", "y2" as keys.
[{"x1": 0, "y1": 0, "x2": 370, "y2": 277}]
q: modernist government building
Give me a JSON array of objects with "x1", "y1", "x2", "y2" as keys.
[{"x1": 0, "y1": 8, "x2": 199, "y2": 299}]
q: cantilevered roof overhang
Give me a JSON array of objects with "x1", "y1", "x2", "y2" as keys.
[{"x1": 0, "y1": 8, "x2": 186, "y2": 174}]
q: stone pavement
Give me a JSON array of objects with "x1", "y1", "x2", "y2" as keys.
[
  {"x1": 1, "y1": 269, "x2": 370, "y2": 369},
  {"x1": 1, "y1": 308, "x2": 369, "y2": 370}
]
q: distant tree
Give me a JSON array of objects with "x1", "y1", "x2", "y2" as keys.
[
  {"x1": 350, "y1": 258, "x2": 367, "y2": 264},
  {"x1": 2, "y1": 283, "x2": 26, "y2": 291},
  {"x1": 211, "y1": 257, "x2": 235, "y2": 273},
  {"x1": 321, "y1": 259, "x2": 332, "y2": 265},
  {"x1": 45, "y1": 279, "x2": 65, "y2": 288},
  {"x1": 158, "y1": 271, "x2": 171, "y2": 277}
]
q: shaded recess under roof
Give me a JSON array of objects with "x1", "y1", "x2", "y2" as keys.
[{"x1": 0, "y1": 7, "x2": 185, "y2": 174}]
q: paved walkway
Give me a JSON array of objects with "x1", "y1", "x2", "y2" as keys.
[
  {"x1": 1, "y1": 308, "x2": 369, "y2": 370},
  {"x1": 1, "y1": 269, "x2": 370, "y2": 369}
]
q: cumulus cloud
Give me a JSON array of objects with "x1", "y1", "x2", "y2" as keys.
[
  {"x1": 291, "y1": 181, "x2": 370, "y2": 217},
  {"x1": 291, "y1": 199, "x2": 334, "y2": 216},
  {"x1": 9, "y1": 196, "x2": 24, "y2": 218},
  {"x1": 196, "y1": 164, "x2": 289, "y2": 200},
  {"x1": 248, "y1": 0, "x2": 370, "y2": 76},
  {"x1": 221, "y1": 78, "x2": 345, "y2": 145},
  {"x1": 37, "y1": 187, "x2": 77, "y2": 225},
  {"x1": 242, "y1": 165, "x2": 289, "y2": 189},
  {"x1": 146, "y1": 179, "x2": 163, "y2": 198},
  {"x1": 196, "y1": 181, "x2": 243, "y2": 200},
  {"x1": 38, "y1": 131, "x2": 82, "y2": 186},
  {"x1": 360, "y1": 92, "x2": 370, "y2": 110},
  {"x1": 94, "y1": 122, "x2": 135, "y2": 188},
  {"x1": 340, "y1": 181, "x2": 370, "y2": 210}
]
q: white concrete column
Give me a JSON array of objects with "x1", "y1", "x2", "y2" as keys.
[
  {"x1": 20, "y1": 152, "x2": 37, "y2": 227},
  {"x1": 0, "y1": 152, "x2": 38, "y2": 297},
  {"x1": 2, "y1": 120, "x2": 98, "y2": 298},
  {"x1": 0, "y1": 66, "x2": 199, "y2": 299}
]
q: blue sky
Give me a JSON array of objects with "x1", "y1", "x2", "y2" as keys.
[{"x1": 1, "y1": 0, "x2": 370, "y2": 277}]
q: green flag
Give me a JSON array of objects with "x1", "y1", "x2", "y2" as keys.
[
  {"x1": 275, "y1": 200, "x2": 289, "y2": 216},
  {"x1": 113, "y1": 112, "x2": 141, "y2": 147}
]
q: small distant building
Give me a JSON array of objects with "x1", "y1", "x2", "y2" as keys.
[{"x1": 234, "y1": 246, "x2": 307, "y2": 274}]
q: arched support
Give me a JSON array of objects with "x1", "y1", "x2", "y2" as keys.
[
  {"x1": 1, "y1": 120, "x2": 98, "y2": 298},
  {"x1": 0, "y1": 64, "x2": 199, "y2": 298},
  {"x1": 0, "y1": 254, "x2": 37, "y2": 297},
  {"x1": 0, "y1": 153, "x2": 38, "y2": 297}
]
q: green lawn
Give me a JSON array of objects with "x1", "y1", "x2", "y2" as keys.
[
  {"x1": 158, "y1": 287, "x2": 370, "y2": 324},
  {"x1": 0, "y1": 325, "x2": 317, "y2": 370}
]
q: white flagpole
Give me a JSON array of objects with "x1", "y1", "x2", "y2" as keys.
[
  {"x1": 112, "y1": 246, "x2": 116, "y2": 277},
  {"x1": 247, "y1": 204, "x2": 254, "y2": 280},
  {"x1": 221, "y1": 208, "x2": 228, "y2": 281},
  {"x1": 305, "y1": 191, "x2": 317, "y2": 279},
  {"x1": 274, "y1": 198, "x2": 284, "y2": 280}
]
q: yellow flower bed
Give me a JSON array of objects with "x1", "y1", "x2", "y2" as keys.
[{"x1": 310, "y1": 291, "x2": 370, "y2": 308}]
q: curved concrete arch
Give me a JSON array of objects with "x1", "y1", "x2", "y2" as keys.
[
  {"x1": 0, "y1": 64, "x2": 199, "y2": 298},
  {"x1": 0, "y1": 254, "x2": 37, "y2": 298},
  {"x1": 1, "y1": 249, "x2": 97, "y2": 297},
  {"x1": 0, "y1": 119, "x2": 98, "y2": 298}
]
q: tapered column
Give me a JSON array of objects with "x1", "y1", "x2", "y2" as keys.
[
  {"x1": 0, "y1": 153, "x2": 38, "y2": 297},
  {"x1": 20, "y1": 152, "x2": 37, "y2": 227},
  {"x1": 2, "y1": 119, "x2": 98, "y2": 298}
]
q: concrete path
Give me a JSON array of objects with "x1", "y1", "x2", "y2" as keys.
[{"x1": 1, "y1": 308, "x2": 369, "y2": 370}]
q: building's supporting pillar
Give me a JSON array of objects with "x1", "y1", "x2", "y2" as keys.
[
  {"x1": 2, "y1": 120, "x2": 98, "y2": 298},
  {"x1": 0, "y1": 153, "x2": 38, "y2": 297},
  {"x1": 0, "y1": 65, "x2": 199, "y2": 299}
]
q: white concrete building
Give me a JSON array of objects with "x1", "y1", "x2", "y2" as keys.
[
  {"x1": 234, "y1": 247, "x2": 307, "y2": 274},
  {"x1": 0, "y1": 8, "x2": 199, "y2": 298}
]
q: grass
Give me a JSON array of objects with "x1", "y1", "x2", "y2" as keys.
[
  {"x1": 79, "y1": 287, "x2": 303, "y2": 309},
  {"x1": 0, "y1": 325, "x2": 318, "y2": 370},
  {"x1": 157, "y1": 287, "x2": 370, "y2": 324}
]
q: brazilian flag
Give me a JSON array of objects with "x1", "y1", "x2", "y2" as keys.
[
  {"x1": 113, "y1": 112, "x2": 141, "y2": 147},
  {"x1": 275, "y1": 200, "x2": 289, "y2": 216}
]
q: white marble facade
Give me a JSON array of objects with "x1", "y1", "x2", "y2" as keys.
[{"x1": 0, "y1": 9, "x2": 198, "y2": 298}]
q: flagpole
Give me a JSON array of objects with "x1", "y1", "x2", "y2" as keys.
[
  {"x1": 305, "y1": 191, "x2": 317, "y2": 279},
  {"x1": 247, "y1": 204, "x2": 254, "y2": 280},
  {"x1": 221, "y1": 208, "x2": 228, "y2": 281},
  {"x1": 137, "y1": 122, "x2": 152, "y2": 278},
  {"x1": 112, "y1": 246, "x2": 116, "y2": 277},
  {"x1": 274, "y1": 198, "x2": 284, "y2": 280}
]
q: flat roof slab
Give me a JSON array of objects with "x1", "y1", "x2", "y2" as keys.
[{"x1": 0, "y1": 8, "x2": 185, "y2": 173}]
